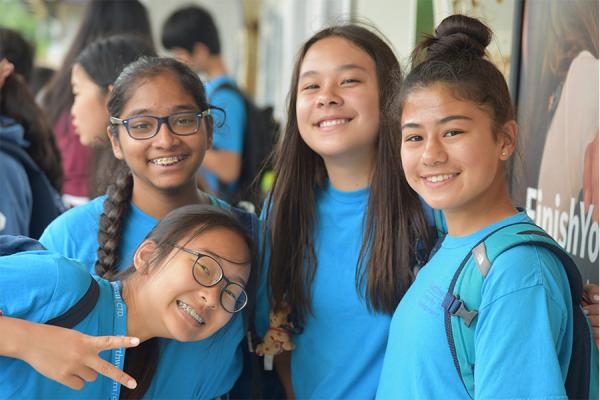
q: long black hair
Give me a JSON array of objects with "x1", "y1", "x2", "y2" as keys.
[
  {"x1": 41, "y1": 0, "x2": 153, "y2": 127},
  {"x1": 265, "y1": 24, "x2": 434, "y2": 323},
  {"x1": 0, "y1": 28, "x2": 62, "y2": 191},
  {"x1": 74, "y1": 34, "x2": 156, "y2": 197}
]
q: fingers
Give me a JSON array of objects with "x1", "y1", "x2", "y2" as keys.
[
  {"x1": 0, "y1": 58, "x2": 14, "y2": 88},
  {"x1": 62, "y1": 375, "x2": 85, "y2": 391},
  {"x1": 583, "y1": 284, "x2": 600, "y2": 304},
  {"x1": 78, "y1": 367, "x2": 99, "y2": 383},
  {"x1": 89, "y1": 357, "x2": 137, "y2": 390},
  {"x1": 92, "y1": 335, "x2": 140, "y2": 351}
]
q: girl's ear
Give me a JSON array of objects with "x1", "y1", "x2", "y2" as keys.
[
  {"x1": 133, "y1": 240, "x2": 158, "y2": 273},
  {"x1": 104, "y1": 85, "x2": 113, "y2": 106},
  {"x1": 499, "y1": 120, "x2": 518, "y2": 160},
  {"x1": 107, "y1": 127, "x2": 124, "y2": 160}
]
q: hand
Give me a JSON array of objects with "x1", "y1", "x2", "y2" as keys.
[
  {"x1": 582, "y1": 284, "x2": 599, "y2": 347},
  {"x1": 582, "y1": 130, "x2": 599, "y2": 222},
  {"x1": 0, "y1": 58, "x2": 14, "y2": 89},
  {"x1": 5, "y1": 318, "x2": 139, "y2": 390}
]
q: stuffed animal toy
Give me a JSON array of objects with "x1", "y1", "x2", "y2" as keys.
[{"x1": 256, "y1": 304, "x2": 298, "y2": 357}]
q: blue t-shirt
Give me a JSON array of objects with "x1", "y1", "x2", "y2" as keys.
[
  {"x1": 257, "y1": 182, "x2": 394, "y2": 399},
  {"x1": 201, "y1": 75, "x2": 246, "y2": 194},
  {"x1": 39, "y1": 195, "x2": 244, "y2": 399},
  {"x1": 0, "y1": 250, "x2": 127, "y2": 399},
  {"x1": 377, "y1": 212, "x2": 573, "y2": 399}
]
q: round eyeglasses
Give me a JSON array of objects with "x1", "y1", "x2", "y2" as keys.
[
  {"x1": 171, "y1": 243, "x2": 248, "y2": 313},
  {"x1": 109, "y1": 110, "x2": 211, "y2": 140}
]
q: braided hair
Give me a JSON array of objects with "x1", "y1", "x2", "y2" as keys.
[{"x1": 95, "y1": 56, "x2": 212, "y2": 281}]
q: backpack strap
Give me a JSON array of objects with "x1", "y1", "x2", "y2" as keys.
[
  {"x1": 443, "y1": 222, "x2": 591, "y2": 399},
  {"x1": 46, "y1": 278, "x2": 100, "y2": 329}
]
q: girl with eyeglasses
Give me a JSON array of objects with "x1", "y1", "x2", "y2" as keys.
[
  {"x1": 0, "y1": 204, "x2": 252, "y2": 399},
  {"x1": 2, "y1": 56, "x2": 256, "y2": 399}
]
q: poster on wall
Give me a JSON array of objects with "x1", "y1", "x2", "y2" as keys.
[{"x1": 512, "y1": 0, "x2": 599, "y2": 283}]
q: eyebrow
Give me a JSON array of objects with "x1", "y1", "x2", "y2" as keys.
[
  {"x1": 124, "y1": 104, "x2": 198, "y2": 118},
  {"x1": 401, "y1": 114, "x2": 473, "y2": 130},
  {"x1": 299, "y1": 63, "x2": 367, "y2": 79}
]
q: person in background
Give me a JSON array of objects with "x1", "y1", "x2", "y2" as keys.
[
  {"x1": 41, "y1": 0, "x2": 153, "y2": 207},
  {"x1": 162, "y1": 5, "x2": 246, "y2": 200},
  {"x1": 70, "y1": 34, "x2": 156, "y2": 198},
  {"x1": 0, "y1": 28, "x2": 64, "y2": 238}
]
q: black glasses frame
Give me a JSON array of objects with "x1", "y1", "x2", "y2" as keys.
[
  {"x1": 171, "y1": 243, "x2": 248, "y2": 313},
  {"x1": 109, "y1": 110, "x2": 211, "y2": 140}
]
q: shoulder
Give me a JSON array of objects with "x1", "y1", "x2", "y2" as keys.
[
  {"x1": 482, "y1": 244, "x2": 571, "y2": 310},
  {"x1": 0, "y1": 250, "x2": 92, "y2": 322},
  {"x1": 40, "y1": 196, "x2": 105, "y2": 253}
]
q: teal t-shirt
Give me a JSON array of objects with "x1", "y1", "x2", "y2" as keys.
[
  {"x1": 377, "y1": 212, "x2": 573, "y2": 399},
  {"x1": 0, "y1": 250, "x2": 127, "y2": 399},
  {"x1": 39, "y1": 195, "x2": 244, "y2": 399}
]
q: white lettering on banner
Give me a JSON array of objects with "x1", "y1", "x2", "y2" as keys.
[{"x1": 526, "y1": 187, "x2": 598, "y2": 263}]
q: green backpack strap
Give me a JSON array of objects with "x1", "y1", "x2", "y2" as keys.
[{"x1": 442, "y1": 221, "x2": 594, "y2": 399}]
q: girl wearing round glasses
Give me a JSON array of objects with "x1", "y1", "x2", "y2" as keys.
[
  {"x1": 0, "y1": 205, "x2": 251, "y2": 399},
  {"x1": 2, "y1": 56, "x2": 257, "y2": 398}
]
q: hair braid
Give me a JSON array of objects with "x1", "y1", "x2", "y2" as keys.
[{"x1": 95, "y1": 166, "x2": 133, "y2": 279}]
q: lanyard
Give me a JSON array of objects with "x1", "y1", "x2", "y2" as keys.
[{"x1": 110, "y1": 280, "x2": 127, "y2": 400}]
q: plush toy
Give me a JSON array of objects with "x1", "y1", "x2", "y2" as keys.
[{"x1": 255, "y1": 304, "x2": 298, "y2": 357}]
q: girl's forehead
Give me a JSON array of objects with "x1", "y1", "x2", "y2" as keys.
[
  {"x1": 300, "y1": 36, "x2": 374, "y2": 74},
  {"x1": 121, "y1": 74, "x2": 196, "y2": 116}
]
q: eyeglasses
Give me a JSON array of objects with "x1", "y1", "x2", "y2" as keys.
[
  {"x1": 171, "y1": 244, "x2": 248, "y2": 313},
  {"x1": 109, "y1": 110, "x2": 211, "y2": 140}
]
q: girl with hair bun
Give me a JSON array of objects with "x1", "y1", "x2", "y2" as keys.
[{"x1": 377, "y1": 14, "x2": 597, "y2": 399}]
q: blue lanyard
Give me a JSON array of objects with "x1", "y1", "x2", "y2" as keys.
[{"x1": 110, "y1": 281, "x2": 127, "y2": 400}]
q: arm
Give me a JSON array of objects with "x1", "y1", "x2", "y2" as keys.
[
  {"x1": 583, "y1": 283, "x2": 599, "y2": 347},
  {"x1": 474, "y1": 247, "x2": 571, "y2": 398},
  {"x1": 0, "y1": 316, "x2": 139, "y2": 390},
  {"x1": 202, "y1": 149, "x2": 242, "y2": 183},
  {"x1": 274, "y1": 351, "x2": 295, "y2": 399}
]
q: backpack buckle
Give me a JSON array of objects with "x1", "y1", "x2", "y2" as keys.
[{"x1": 443, "y1": 293, "x2": 478, "y2": 327}]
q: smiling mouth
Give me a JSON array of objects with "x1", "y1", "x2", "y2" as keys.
[
  {"x1": 176, "y1": 300, "x2": 204, "y2": 325},
  {"x1": 424, "y1": 173, "x2": 458, "y2": 183},
  {"x1": 317, "y1": 118, "x2": 351, "y2": 128},
  {"x1": 149, "y1": 155, "x2": 188, "y2": 166}
]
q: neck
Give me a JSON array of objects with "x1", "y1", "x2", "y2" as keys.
[
  {"x1": 323, "y1": 151, "x2": 374, "y2": 192},
  {"x1": 131, "y1": 181, "x2": 209, "y2": 219},
  {"x1": 205, "y1": 56, "x2": 228, "y2": 80},
  {"x1": 121, "y1": 278, "x2": 153, "y2": 343},
  {"x1": 444, "y1": 184, "x2": 517, "y2": 236}
]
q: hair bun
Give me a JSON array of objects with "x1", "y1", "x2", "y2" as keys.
[{"x1": 428, "y1": 14, "x2": 491, "y2": 58}]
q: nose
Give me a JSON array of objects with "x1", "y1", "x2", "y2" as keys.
[
  {"x1": 152, "y1": 120, "x2": 179, "y2": 149},
  {"x1": 422, "y1": 136, "x2": 447, "y2": 167},
  {"x1": 198, "y1": 286, "x2": 220, "y2": 311},
  {"x1": 317, "y1": 84, "x2": 342, "y2": 108}
]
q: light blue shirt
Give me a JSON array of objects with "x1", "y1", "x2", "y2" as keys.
[
  {"x1": 39, "y1": 195, "x2": 244, "y2": 399},
  {"x1": 377, "y1": 212, "x2": 573, "y2": 399},
  {"x1": 201, "y1": 75, "x2": 246, "y2": 195},
  {"x1": 0, "y1": 250, "x2": 127, "y2": 399}
]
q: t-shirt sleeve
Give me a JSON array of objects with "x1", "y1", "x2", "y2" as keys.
[
  {"x1": 0, "y1": 154, "x2": 32, "y2": 236},
  {"x1": 474, "y1": 245, "x2": 572, "y2": 399},
  {"x1": 0, "y1": 251, "x2": 92, "y2": 323},
  {"x1": 211, "y1": 89, "x2": 246, "y2": 154}
]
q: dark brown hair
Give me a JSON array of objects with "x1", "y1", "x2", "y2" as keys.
[
  {"x1": 401, "y1": 14, "x2": 514, "y2": 133},
  {"x1": 264, "y1": 24, "x2": 434, "y2": 323},
  {"x1": 96, "y1": 57, "x2": 214, "y2": 280},
  {"x1": 0, "y1": 31, "x2": 63, "y2": 192},
  {"x1": 116, "y1": 204, "x2": 253, "y2": 399}
]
